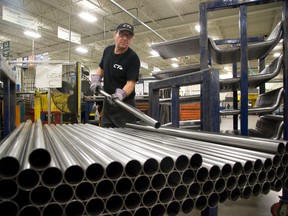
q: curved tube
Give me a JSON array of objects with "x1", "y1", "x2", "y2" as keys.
[{"x1": 98, "y1": 89, "x2": 161, "y2": 128}]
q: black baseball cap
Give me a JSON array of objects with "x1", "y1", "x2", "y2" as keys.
[{"x1": 116, "y1": 23, "x2": 134, "y2": 35}]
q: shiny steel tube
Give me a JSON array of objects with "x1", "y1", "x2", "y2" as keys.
[
  {"x1": 203, "y1": 157, "x2": 233, "y2": 178},
  {"x1": 228, "y1": 187, "x2": 241, "y2": 201},
  {"x1": 241, "y1": 185, "x2": 252, "y2": 199},
  {"x1": 85, "y1": 198, "x2": 105, "y2": 216},
  {"x1": 226, "y1": 175, "x2": 237, "y2": 191},
  {"x1": 202, "y1": 162, "x2": 221, "y2": 180},
  {"x1": 261, "y1": 181, "x2": 271, "y2": 194},
  {"x1": 0, "y1": 179, "x2": 18, "y2": 200},
  {"x1": 214, "y1": 177, "x2": 226, "y2": 193},
  {"x1": 52, "y1": 183, "x2": 74, "y2": 204},
  {"x1": 247, "y1": 172, "x2": 258, "y2": 186},
  {"x1": 159, "y1": 187, "x2": 173, "y2": 204},
  {"x1": 44, "y1": 125, "x2": 85, "y2": 185},
  {"x1": 105, "y1": 194, "x2": 123, "y2": 214},
  {"x1": 252, "y1": 183, "x2": 262, "y2": 197},
  {"x1": 29, "y1": 185, "x2": 52, "y2": 206},
  {"x1": 166, "y1": 200, "x2": 181, "y2": 216},
  {"x1": 188, "y1": 182, "x2": 201, "y2": 198},
  {"x1": 0, "y1": 121, "x2": 31, "y2": 179},
  {"x1": 181, "y1": 198, "x2": 194, "y2": 214},
  {"x1": 134, "y1": 207, "x2": 150, "y2": 216},
  {"x1": 237, "y1": 174, "x2": 248, "y2": 189},
  {"x1": 182, "y1": 169, "x2": 195, "y2": 185},
  {"x1": 42, "y1": 202, "x2": 63, "y2": 216},
  {"x1": 150, "y1": 203, "x2": 165, "y2": 216},
  {"x1": 95, "y1": 179, "x2": 114, "y2": 198},
  {"x1": 271, "y1": 178, "x2": 283, "y2": 192},
  {"x1": 19, "y1": 204, "x2": 41, "y2": 216},
  {"x1": 80, "y1": 125, "x2": 175, "y2": 175},
  {"x1": 0, "y1": 200, "x2": 19, "y2": 216},
  {"x1": 151, "y1": 173, "x2": 166, "y2": 190},
  {"x1": 64, "y1": 200, "x2": 85, "y2": 216},
  {"x1": 167, "y1": 171, "x2": 181, "y2": 188},
  {"x1": 75, "y1": 181, "x2": 95, "y2": 201},
  {"x1": 133, "y1": 175, "x2": 150, "y2": 193},
  {"x1": 124, "y1": 192, "x2": 141, "y2": 211},
  {"x1": 219, "y1": 190, "x2": 228, "y2": 203},
  {"x1": 16, "y1": 168, "x2": 40, "y2": 191},
  {"x1": 194, "y1": 195, "x2": 208, "y2": 211},
  {"x1": 98, "y1": 89, "x2": 161, "y2": 128},
  {"x1": 202, "y1": 180, "x2": 215, "y2": 196},
  {"x1": 174, "y1": 185, "x2": 187, "y2": 201},
  {"x1": 267, "y1": 169, "x2": 276, "y2": 182},
  {"x1": 115, "y1": 177, "x2": 133, "y2": 196},
  {"x1": 142, "y1": 190, "x2": 158, "y2": 207},
  {"x1": 28, "y1": 119, "x2": 51, "y2": 170},
  {"x1": 117, "y1": 210, "x2": 133, "y2": 216},
  {"x1": 126, "y1": 123, "x2": 285, "y2": 154},
  {"x1": 208, "y1": 192, "x2": 219, "y2": 208}
]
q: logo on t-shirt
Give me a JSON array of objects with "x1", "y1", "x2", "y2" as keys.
[{"x1": 113, "y1": 64, "x2": 123, "y2": 70}]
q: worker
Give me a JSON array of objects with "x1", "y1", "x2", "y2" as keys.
[{"x1": 90, "y1": 23, "x2": 140, "y2": 128}]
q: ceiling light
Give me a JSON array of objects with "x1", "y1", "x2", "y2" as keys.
[
  {"x1": 76, "y1": 47, "x2": 88, "y2": 53},
  {"x1": 195, "y1": 24, "x2": 200, "y2": 33},
  {"x1": 79, "y1": 12, "x2": 97, "y2": 22},
  {"x1": 24, "y1": 30, "x2": 41, "y2": 38},
  {"x1": 273, "y1": 52, "x2": 281, "y2": 58},
  {"x1": 171, "y1": 63, "x2": 179, "y2": 68},
  {"x1": 150, "y1": 50, "x2": 159, "y2": 57}
]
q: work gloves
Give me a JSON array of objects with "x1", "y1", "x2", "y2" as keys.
[
  {"x1": 90, "y1": 74, "x2": 102, "y2": 94},
  {"x1": 108, "y1": 88, "x2": 126, "y2": 106}
]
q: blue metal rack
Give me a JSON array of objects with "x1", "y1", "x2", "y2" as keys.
[{"x1": 0, "y1": 55, "x2": 16, "y2": 139}]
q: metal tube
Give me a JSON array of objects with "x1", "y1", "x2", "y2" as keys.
[
  {"x1": 134, "y1": 207, "x2": 150, "y2": 216},
  {"x1": 252, "y1": 183, "x2": 262, "y2": 197},
  {"x1": 150, "y1": 203, "x2": 165, "y2": 216},
  {"x1": 52, "y1": 183, "x2": 74, "y2": 204},
  {"x1": 241, "y1": 185, "x2": 252, "y2": 199},
  {"x1": 133, "y1": 175, "x2": 150, "y2": 193},
  {"x1": 194, "y1": 195, "x2": 208, "y2": 211},
  {"x1": 271, "y1": 178, "x2": 283, "y2": 192},
  {"x1": 98, "y1": 89, "x2": 161, "y2": 128},
  {"x1": 226, "y1": 175, "x2": 237, "y2": 191},
  {"x1": 174, "y1": 185, "x2": 187, "y2": 201},
  {"x1": 75, "y1": 181, "x2": 94, "y2": 201},
  {"x1": 19, "y1": 204, "x2": 41, "y2": 216},
  {"x1": 115, "y1": 177, "x2": 133, "y2": 196},
  {"x1": 16, "y1": 168, "x2": 40, "y2": 191},
  {"x1": 0, "y1": 179, "x2": 18, "y2": 200},
  {"x1": 166, "y1": 200, "x2": 181, "y2": 215},
  {"x1": 181, "y1": 169, "x2": 195, "y2": 185},
  {"x1": 188, "y1": 182, "x2": 201, "y2": 198},
  {"x1": 29, "y1": 185, "x2": 52, "y2": 206},
  {"x1": 0, "y1": 200, "x2": 19, "y2": 216},
  {"x1": 228, "y1": 187, "x2": 241, "y2": 201},
  {"x1": 202, "y1": 162, "x2": 221, "y2": 180},
  {"x1": 105, "y1": 195, "x2": 123, "y2": 214},
  {"x1": 42, "y1": 202, "x2": 63, "y2": 216},
  {"x1": 64, "y1": 200, "x2": 85, "y2": 216},
  {"x1": 28, "y1": 119, "x2": 51, "y2": 170},
  {"x1": 181, "y1": 198, "x2": 194, "y2": 214},
  {"x1": 261, "y1": 181, "x2": 271, "y2": 194},
  {"x1": 85, "y1": 198, "x2": 105, "y2": 215},
  {"x1": 0, "y1": 121, "x2": 31, "y2": 179},
  {"x1": 218, "y1": 190, "x2": 228, "y2": 203},
  {"x1": 123, "y1": 192, "x2": 141, "y2": 210},
  {"x1": 151, "y1": 173, "x2": 166, "y2": 190},
  {"x1": 247, "y1": 172, "x2": 258, "y2": 186},
  {"x1": 237, "y1": 174, "x2": 248, "y2": 189},
  {"x1": 117, "y1": 210, "x2": 133, "y2": 216},
  {"x1": 207, "y1": 192, "x2": 219, "y2": 208},
  {"x1": 201, "y1": 180, "x2": 214, "y2": 196},
  {"x1": 158, "y1": 187, "x2": 173, "y2": 204},
  {"x1": 125, "y1": 123, "x2": 285, "y2": 154},
  {"x1": 214, "y1": 177, "x2": 226, "y2": 193},
  {"x1": 142, "y1": 190, "x2": 158, "y2": 207},
  {"x1": 95, "y1": 179, "x2": 114, "y2": 198},
  {"x1": 167, "y1": 171, "x2": 181, "y2": 188}
]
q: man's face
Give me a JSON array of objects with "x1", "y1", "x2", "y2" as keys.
[{"x1": 114, "y1": 30, "x2": 134, "y2": 50}]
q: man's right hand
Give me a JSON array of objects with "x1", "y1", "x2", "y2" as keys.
[{"x1": 90, "y1": 74, "x2": 102, "y2": 94}]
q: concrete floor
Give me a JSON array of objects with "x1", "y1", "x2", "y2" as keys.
[{"x1": 179, "y1": 115, "x2": 282, "y2": 216}]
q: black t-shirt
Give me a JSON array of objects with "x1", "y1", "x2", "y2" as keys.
[{"x1": 99, "y1": 45, "x2": 140, "y2": 100}]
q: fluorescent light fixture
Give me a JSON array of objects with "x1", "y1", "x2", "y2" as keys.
[
  {"x1": 79, "y1": 12, "x2": 97, "y2": 22},
  {"x1": 273, "y1": 52, "x2": 281, "y2": 58},
  {"x1": 24, "y1": 30, "x2": 41, "y2": 38},
  {"x1": 195, "y1": 24, "x2": 200, "y2": 33},
  {"x1": 171, "y1": 63, "x2": 179, "y2": 68},
  {"x1": 150, "y1": 50, "x2": 159, "y2": 57},
  {"x1": 76, "y1": 47, "x2": 88, "y2": 53}
]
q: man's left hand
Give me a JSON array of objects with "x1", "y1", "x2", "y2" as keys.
[{"x1": 111, "y1": 88, "x2": 126, "y2": 101}]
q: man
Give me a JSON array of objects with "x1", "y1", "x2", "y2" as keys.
[{"x1": 90, "y1": 23, "x2": 140, "y2": 128}]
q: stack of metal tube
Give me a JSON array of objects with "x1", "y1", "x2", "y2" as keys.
[{"x1": 0, "y1": 119, "x2": 286, "y2": 216}]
